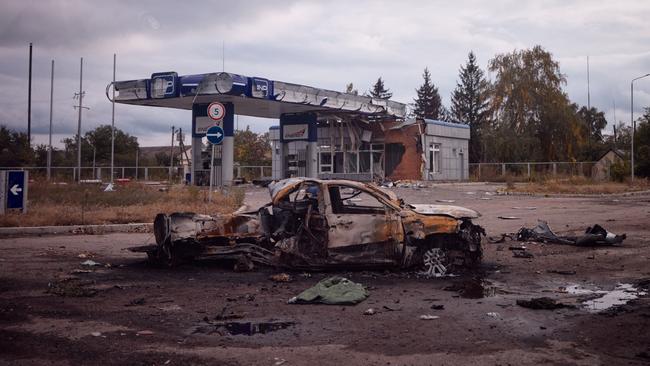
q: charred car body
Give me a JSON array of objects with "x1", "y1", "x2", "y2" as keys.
[{"x1": 132, "y1": 178, "x2": 485, "y2": 276}]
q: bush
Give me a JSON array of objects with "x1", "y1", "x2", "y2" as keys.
[{"x1": 610, "y1": 161, "x2": 630, "y2": 182}]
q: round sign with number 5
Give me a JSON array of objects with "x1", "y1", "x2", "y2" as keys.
[{"x1": 208, "y1": 102, "x2": 226, "y2": 121}]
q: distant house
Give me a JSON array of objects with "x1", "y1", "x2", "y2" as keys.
[{"x1": 592, "y1": 148, "x2": 625, "y2": 181}]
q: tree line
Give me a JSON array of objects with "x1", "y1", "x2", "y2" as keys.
[
  {"x1": 360, "y1": 45, "x2": 647, "y2": 173},
  {"x1": 0, "y1": 124, "x2": 272, "y2": 168}
]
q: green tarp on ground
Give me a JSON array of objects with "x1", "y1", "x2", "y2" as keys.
[{"x1": 288, "y1": 276, "x2": 369, "y2": 305}]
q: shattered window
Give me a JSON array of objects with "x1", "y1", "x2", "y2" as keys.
[{"x1": 328, "y1": 185, "x2": 385, "y2": 214}]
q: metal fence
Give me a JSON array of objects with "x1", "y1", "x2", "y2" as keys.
[
  {"x1": 0, "y1": 165, "x2": 272, "y2": 183},
  {"x1": 469, "y1": 162, "x2": 597, "y2": 181}
]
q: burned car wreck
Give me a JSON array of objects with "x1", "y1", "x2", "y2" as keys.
[{"x1": 131, "y1": 178, "x2": 485, "y2": 276}]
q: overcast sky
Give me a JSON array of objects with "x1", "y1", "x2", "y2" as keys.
[{"x1": 1, "y1": 0, "x2": 649, "y2": 148}]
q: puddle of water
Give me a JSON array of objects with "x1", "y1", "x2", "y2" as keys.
[
  {"x1": 193, "y1": 321, "x2": 295, "y2": 336},
  {"x1": 582, "y1": 284, "x2": 647, "y2": 312},
  {"x1": 560, "y1": 283, "x2": 647, "y2": 312}
]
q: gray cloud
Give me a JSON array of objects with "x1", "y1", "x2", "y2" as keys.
[{"x1": 1, "y1": 0, "x2": 650, "y2": 149}]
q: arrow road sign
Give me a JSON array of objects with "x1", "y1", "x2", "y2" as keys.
[
  {"x1": 10, "y1": 184, "x2": 22, "y2": 195},
  {"x1": 5, "y1": 170, "x2": 27, "y2": 211},
  {"x1": 206, "y1": 125, "x2": 224, "y2": 145}
]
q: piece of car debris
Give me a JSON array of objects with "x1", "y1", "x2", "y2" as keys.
[
  {"x1": 419, "y1": 314, "x2": 440, "y2": 320},
  {"x1": 436, "y1": 199, "x2": 456, "y2": 203},
  {"x1": 512, "y1": 207, "x2": 537, "y2": 210},
  {"x1": 269, "y1": 273, "x2": 293, "y2": 282},
  {"x1": 498, "y1": 216, "x2": 521, "y2": 220},
  {"x1": 430, "y1": 304, "x2": 444, "y2": 310}
]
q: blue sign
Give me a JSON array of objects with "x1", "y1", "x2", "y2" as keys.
[
  {"x1": 150, "y1": 72, "x2": 178, "y2": 98},
  {"x1": 206, "y1": 125, "x2": 224, "y2": 145},
  {"x1": 6, "y1": 171, "x2": 25, "y2": 210}
]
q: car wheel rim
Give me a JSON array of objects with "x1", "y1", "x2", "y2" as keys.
[{"x1": 422, "y1": 248, "x2": 448, "y2": 277}]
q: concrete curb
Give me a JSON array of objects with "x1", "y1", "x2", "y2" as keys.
[
  {"x1": 0, "y1": 223, "x2": 153, "y2": 238},
  {"x1": 496, "y1": 189, "x2": 650, "y2": 199}
]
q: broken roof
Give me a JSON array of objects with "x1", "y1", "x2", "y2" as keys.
[{"x1": 107, "y1": 71, "x2": 407, "y2": 120}]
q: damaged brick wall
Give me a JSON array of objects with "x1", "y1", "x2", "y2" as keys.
[{"x1": 382, "y1": 120, "x2": 425, "y2": 181}]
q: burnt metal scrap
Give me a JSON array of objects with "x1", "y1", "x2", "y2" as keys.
[
  {"x1": 130, "y1": 178, "x2": 485, "y2": 276},
  {"x1": 489, "y1": 220, "x2": 626, "y2": 246},
  {"x1": 516, "y1": 221, "x2": 626, "y2": 246}
]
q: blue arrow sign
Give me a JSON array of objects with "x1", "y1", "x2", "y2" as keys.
[
  {"x1": 206, "y1": 125, "x2": 224, "y2": 145},
  {"x1": 6, "y1": 171, "x2": 25, "y2": 210}
]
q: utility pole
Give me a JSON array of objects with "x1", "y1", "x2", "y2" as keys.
[
  {"x1": 169, "y1": 125, "x2": 175, "y2": 183},
  {"x1": 135, "y1": 148, "x2": 139, "y2": 180},
  {"x1": 47, "y1": 60, "x2": 54, "y2": 181},
  {"x1": 74, "y1": 57, "x2": 88, "y2": 182},
  {"x1": 587, "y1": 56, "x2": 591, "y2": 152},
  {"x1": 630, "y1": 73, "x2": 650, "y2": 181},
  {"x1": 111, "y1": 53, "x2": 116, "y2": 183},
  {"x1": 27, "y1": 43, "x2": 32, "y2": 147}
]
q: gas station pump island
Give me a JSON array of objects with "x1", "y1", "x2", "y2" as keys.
[{"x1": 107, "y1": 71, "x2": 407, "y2": 186}]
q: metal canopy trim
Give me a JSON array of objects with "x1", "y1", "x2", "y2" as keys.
[{"x1": 108, "y1": 71, "x2": 407, "y2": 119}]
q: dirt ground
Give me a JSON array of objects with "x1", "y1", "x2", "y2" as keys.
[{"x1": 1, "y1": 183, "x2": 650, "y2": 365}]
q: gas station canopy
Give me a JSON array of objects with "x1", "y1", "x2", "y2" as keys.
[{"x1": 107, "y1": 71, "x2": 407, "y2": 119}]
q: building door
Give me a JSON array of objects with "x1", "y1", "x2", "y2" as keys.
[{"x1": 459, "y1": 151, "x2": 464, "y2": 181}]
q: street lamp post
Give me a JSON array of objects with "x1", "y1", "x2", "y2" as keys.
[{"x1": 631, "y1": 73, "x2": 650, "y2": 181}]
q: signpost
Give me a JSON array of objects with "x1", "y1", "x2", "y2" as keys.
[
  {"x1": 206, "y1": 125, "x2": 224, "y2": 202},
  {"x1": 207, "y1": 102, "x2": 226, "y2": 121},
  {"x1": 0, "y1": 170, "x2": 28, "y2": 214}
]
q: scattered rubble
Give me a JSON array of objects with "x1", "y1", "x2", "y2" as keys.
[{"x1": 47, "y1": 278, "x2": 97, "y2": 297}]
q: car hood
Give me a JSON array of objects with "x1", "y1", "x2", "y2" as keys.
[{"x1": 408, "y1": 204, "x2": 480, "y2": 219}]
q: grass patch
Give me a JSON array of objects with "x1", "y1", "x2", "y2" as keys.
[
  {"x1": 0, "y1": 181, "x2": 245, "y2": 227},
  {"x1": 504, "y1": 176, "x2": 650, "y2": 195}
]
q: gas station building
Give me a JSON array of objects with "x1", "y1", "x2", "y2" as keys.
[{"x1": 109, "y1": 71, "x2": 469, "y2": 184}]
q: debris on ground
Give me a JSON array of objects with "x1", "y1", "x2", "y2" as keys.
[
  {"x1": 516, "y1": 221, "x2": 626, "y2": 246},
  {"x1": 288, "y1": 276, "x2": 369, "y2": 305},
  {"x1": 430, "y1": 304, "x2": 444, "y2": 310},
  {"x1": 125, "y1": 298, "x2": 146, "y2": 306},
  {"x1": 193, "y1": 320, "x2": 295, "y2": 336},
  {"x1": 436, "y1": 199, "x2": 456, "y2": 203},
  {"x1": 47, "y1": 278, "x2": 97, "y2": 297},
  {"x1": 513, "y1": 251, "x2": 534, "y2": 258},
  {"x1": 547, "y1": 270, "x2": 576, "y2": 275},
  {"x1": 498, "y1": 216, "x2": 521, "y2": 220},
  {"x1": 90, "y1": 331, "x2": 102, "y2": 337},
  {"x1": 419, "y1": 314, "x2": 440, "y2": 320},
  {"x1": 136, "y1": 330, "x2": 154, "y2": 336},
  {"x1": 80, "y1": 260, "x2": 101, "y2": 267},
  {"x1": 516, "y1": 297, "x2": 576, "y2": 310},
  {"x1": 269, "y1": 273, "x2": 293, "y2": 282},
  {"x1": 486, "y1": 312, "x2": 501, "y2": 318},
  {"x1": 363, "y1": 308, "x2": 376, "y2": 315},
  {"x1": 512, "y1": 206, "x2": 537, "y2": 210}
]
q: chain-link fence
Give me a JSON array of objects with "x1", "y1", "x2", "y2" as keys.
[
  {"x1": 0, "y1": 165, "x2": 272, "y2": 184},
  {"x1": 469, "y1": 162, "x2": 597, "y2": 182}
]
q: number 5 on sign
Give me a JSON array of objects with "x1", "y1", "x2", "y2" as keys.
[{"x1": 208, "y1": 102, "x2": 225, "y2": 121}]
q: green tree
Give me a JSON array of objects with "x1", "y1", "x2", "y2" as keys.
[
  {"x1": 0, "y1": 126, "x2": 33, "y2": 166},
  {"x1": 413, "y1": 67, "x2": 442, "y2": 120},
  {"x1": 450, "y1": 52, "x2": 491, "y2": 162},
  {"x1": 487, "y1": 45, "x2": 583, "y2": 162},
  {"x1": 634, "y1": 107, "x2": 650, "y2": 177},
  {"x1": 62, "y1": 125, "x2": 139, "y2": 166},
  {"x1": 369, "y1": 77, "x2": 392, "y2": 99},
  {"x1": 234, "y1": 126, "x2": 271, "y2": 165}
]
